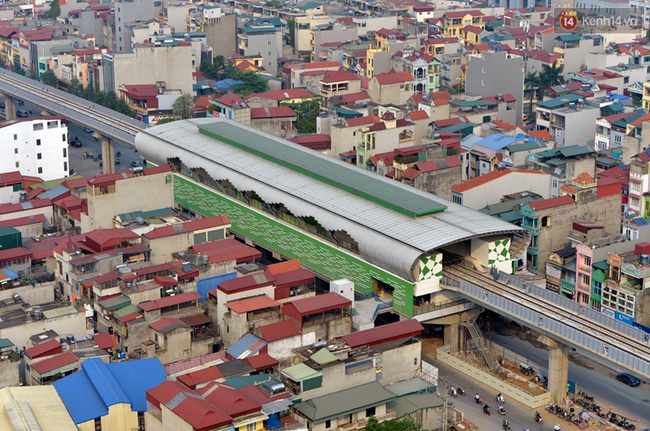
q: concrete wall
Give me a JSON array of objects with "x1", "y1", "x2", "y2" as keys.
[
  {"x1": 367, "y1": 80, "x2": 412, "y2": 106},
  {"x1": 413, "y1": 166, "x2": 462, "y2": 200},
  {"x1": 378, "y1": 340, "x2": 421, "y2": 385},
  {"x1": 465, "y1": 52, "x2": 524, "y2": 125},
  {"x1": 302, "y1": 359, "x2": 376, "y2": 401},
  {"x1": 241, "y1": 30, "x2": 281, "y2": 76},
  {"x1": 205, "y1": 13, "x2": 237, "y2": 58},
  {"x1": 145, "y1": 234, "x2": 191, "y2": 265},
  {"x1": 303, "y1": 315, "x2": 352, "y2": 342},
  {"x1": 115, "y1": 0, "x2": 156, "y2": 53},
  {"x1": 0, "y1": 281, "x2": 54, "y2": 305},
  {"x1": 437, "y1": 345, "x2": 552, "y2": 408},
  {"x1": 0, "y1": 359, "x2": 20, "y2": 389},
  {"x1": 82, "y1": 170, "x2": 174, "y2": 232},
  {"x1": 268, "y1": 331, "x2": 315, "y2": 362},
  {"x1": 534, "y1": 193, "x2": 621, "y2": 275},
  {"x1": 459, "y1": 172, "x2": 551, "y2": 209},
  {"x1": 109, "y1": 44, "x2": 193, "y2": 94},
  {"x1": 0, "y1": 310, "x2": 87, "y2": 353},
  {"x1": 250, "y1": 117, "x2": 294, "y2": 137}
]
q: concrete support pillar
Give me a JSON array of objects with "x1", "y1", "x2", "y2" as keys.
[
  {"x1": 0, "y1": 93, "x2": 15, "y2": 119},
  {"x1": 444, "y1": 324, "x2": 460, "y2": 354},
  {"x1": 96, "y1": 134, "x2": 115, "y2": 175},
  {"x1": 540, "y1": 336, "x2": 569, "y2": 400}
]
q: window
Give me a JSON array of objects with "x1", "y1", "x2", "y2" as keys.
[
  {"x1": 62, "y1": 133, "x2": 66, "y2": 142},
  {"x1": 614, "y1": 134, "x2": 622, "y2": 143},
  {"x1": 94, "y1": 417, "x2": 102, "y2": 431},
  {"x1": 64, "y1": 161, "x2": 68, "y2": 172},
  {"x1": 541, "y1": 216, "x2": 551, "y2": 227},
  {"x1": 38, "y1": 167, "x2": 42, "y2": 174},
  {"x1": 246, "y1": 423, "x2": 257, "y2": 431},
  {"x1": 37, "y1": 153, "x2": 42, "y2": 160},
  {"x1": 366, "y1": 407, "x2": 376, "y2": 417},
  {"x1": 552, "y1": 179, "x2": 558, "y2": 188},
  {"x1": 13, "y1": 134, "x2": 17, "y2": 140},
  {"x1": 325, "y1": 420, "x2": 332, "y2": 429},
  {"x1": 268, "y1": 51, "x2": 271, "y2": 56},
  {"x1": 33, "y1": 123, "x2": 43, "y2": 131},
  {"x1": 268, "y1": 40, "x2": 272, "y2": 45},
  {"x1": 63, "y1": 148, "x2": 67, "y2": 157},
  {"x1": 14, "y1": 148, "x2": 17, "y2": 154},
  {"x1": 15, "y1": 162, "x2": 19, "y2": 168},
  {"x1": 452, "y1": 194, "x2": 462, "y2": 204},
  {"x1": 584, "y1": 255, "x2": 591, "y2": 266},
  {"x1": 36, "y1": 139, "x2": 41, "y2": 146}
]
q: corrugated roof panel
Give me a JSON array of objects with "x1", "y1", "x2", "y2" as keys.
[
  {"x1": 136, "y1": 119, "x2": 526, "y2": 281},
  {"x1": 199, "y1": 122, "x2": 447, "y2": 217}
]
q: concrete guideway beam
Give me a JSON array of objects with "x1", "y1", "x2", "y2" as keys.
[{"x1": 539, "y1": 335, "x2": 569, "y2": 400}]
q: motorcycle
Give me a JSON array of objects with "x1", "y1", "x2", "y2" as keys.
[
  {"x1": 483, "y1": 405, "x2": 490, "y2": 415},
  {"x1": 502, "y1": 420, "x2": 511, "y2": 430},
  {"x1": 498, "y1": 406, "x2": 506, "y2": 416},
  {"x1": 534, "y1": 413, "x2": 543, "y2": 424},
  {"x1": 496, "y1": 394, "x2": 505, "y2": 404},
  {"x1": 553, "y1": 426, "x2": 563, "y2": 431},
  {"x1": 475, "y1": 395, "x2": 482, "y2": 405}
]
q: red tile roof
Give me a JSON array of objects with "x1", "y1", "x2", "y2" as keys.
[
  {"x1": 284, "y1": 292, "x2": 350, "y2": 316},
  {"x1": 402, "y1": 167, "x2": 421, "y2": 180},
  {"x1": 149, "y1": 318, "x2": 191, "y2": 333},
  {"x1": 139, "y1": 292, "x2": 202, "y2": 312},
  {"x1": 93, "y1": 332, "x2": 117, "y2": 350},
  {"x1": 344, "y1": 115, "x2": 380, "y2": 127},
  {"x1": 343, "y1": 319, "x2": 424, "y2": 348},
  {"x1": 444, "y1": 10, "x2": 484, "y2": 18},
  {"x1": 408, "y1": 110, "x2": 429, "y2": 121},
  {"x1": 117, "y1": 312, "x2": 142, "y2": 323},
  {"x1": 288, "y1": 134, "x2": 331, "y2": 151},
  {"x1": 631, "y1": 112, "x2": 650, "y2": 126},
  {"x1": 199, "y1": 382, "x2": 261, "y2": 417},
  {"x1": 152, "y1": 382, "x2": 232, "y2": 429},
  {"x1": 341, "y1": 91, "x2": 370, "y2": 104},
  {"x1": 0, "y1": 171, "x2": 41, "y2": 186},
  {"x1": 0, "y1": 247, "x2": 31, "y2": 263},
  {"x1": 528, "y1": 130, "x2": 552, "y2": 140},
  {"x1": 25, "y1": 339, "x2": 62, "y2": 360},
  {"x1": 250, "y1": 106, "x2": 297, "y2": 119},
  {"x1": 216, "y1": 272, "x2": 275, "y2": 294},
  {"x1": 527, "y1": 195, "x2": 574, "y2": 210},
  {"x1": 244, "y1": 89, "x2": 315, "y2": 101},
  {"x1": 215, "y1": 93, "x2": 245, "y2": 107},
  {"x1": 256, "y1": 319, "x2": 301, "y2": 342},
  {"x1": 177, "y1": 366, "x2": 223, "y2": 389},
  {"x1": 144, "y1": 216, "x2": 230, "y2": 240},
  {"x1": 242, "y1": 352, "x2": 280, "y2": 370},
  {"x1": 0, "y1": 198, "x2": 52, "y2": 215},
  {"x1": 225, "y1": 296, "x2": 281, "y2": 314},
  {"x1": 267, "y1": 259, "x2": 301, "y2": 275},
  {"x1": 414, "y1": 156, "x2": 461, "y2": 173},
  {"x1": 191, "y1": 238, "x2": 261, "y2": 264},
  {"x1": 85, "y1": 228, "x2": 139, "y2": 248},
  {"x1": 0, "y1": 214, "x2": 46, "y2": 229},
  {"x1": 491, "y1": 120, "x2": 517, "y2": 130},
  {"x1": 320, "y1": 69, "x2": 363, "y2": 84},
  {"x1": 31, "y1": 352, "x2": 78, "y2": 375},
  {"x1": 374, "y1": 71, "x2": 412, "y2": 85}
]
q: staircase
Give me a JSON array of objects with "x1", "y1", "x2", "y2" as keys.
[{"x1": 461, "y1": 315, "x2": 501, "y2": 374}]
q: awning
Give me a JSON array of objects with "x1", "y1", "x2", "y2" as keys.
[
  {"x1": 128, "y1": 253, "x2": 146, "y2": 262},
  {"x1": 262, "y1": 398, "x2": 292, "y2": 415},
  {"x1": 99, "y1": 295, "x2": 131, "y2": 311}
]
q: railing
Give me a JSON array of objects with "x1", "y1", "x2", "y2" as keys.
[{"x1": 413, "y1": 297, "x2": 469, "y2": 316}]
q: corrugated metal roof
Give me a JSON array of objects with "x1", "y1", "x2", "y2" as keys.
[
  {"x1": 226, "y1": 333, "x2": 266, "y2": 359},
  {"x1": 136, "y1": 119, "x2": 526, "y2": 281},
  {"x1": 199, "y1": 122, "x2": 446, "y2": 218}
]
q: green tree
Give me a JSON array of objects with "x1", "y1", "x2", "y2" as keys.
[
  {"x1": 365, "y1": 417, "x2": 421, "y2": 431},
  {"x1": 116, "y1": 97, "x2": 135, "y2": 117},
  {"x1": 155, "y1": 118, "x2": 177, "y2": 125},
  {"x1": 524, "y1": 71, "x2": 540, "y2": 114},
  {"x1": 44, "y1": 0, "x2": 61, "y2": 19},
  {"x1": 286, "y1": 19, "x2": 296, "y2": 48},
  {"x1": 68, "y1": 78, "x2": 83, "y2": 96},
  {"x1": 285, "y1": 100, "x2": 319, "y2": 133},
  {"x1": 538, "y1": 62, "x2": 565, "y2": 96},
  {"x1": 27, "y1": 68, "x2": 39, "y2": 80},
  {"x1": 173, "y1": 93, "x2": 194, "y2": 119},
  {"x1": 104, "y1": 91, "x2": 118, "y2": 110},
  {"x1": 233, "y1": 70, "x2": 268, "y2": 95},
  {"x1": 12, "y1": 60, "x2": 25, "y2": 75},
  {"x1": 41, "y1": 70, "x2": 59, "y2": 87}
]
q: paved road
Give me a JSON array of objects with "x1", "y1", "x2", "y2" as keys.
[{"x1": 492, "y1": 332, "x2": 650, "y2": 425}]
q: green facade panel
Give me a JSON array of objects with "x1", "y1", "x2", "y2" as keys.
[{"x1": 174, "y1": 175, "x2": 415, "y2": 317}]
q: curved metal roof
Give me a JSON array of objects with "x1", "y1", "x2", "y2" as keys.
[{"x1": 136, "y1": 118, "x2": 525, "y2": 281}]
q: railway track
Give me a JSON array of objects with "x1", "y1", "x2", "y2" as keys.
[
  {"x1": 444, "y1": 264, "x2": 650, "y2": 366},
  {"x1": 0, "y1": 71, "x2": 144, "y2": 137}
]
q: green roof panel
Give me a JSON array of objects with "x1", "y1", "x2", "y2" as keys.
[{"x1": 199, "y1": 122, "x2": 447, "y2": 217}]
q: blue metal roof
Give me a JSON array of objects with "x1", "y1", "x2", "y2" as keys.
[
  {"x1": 39, "y1": 185, "x2": 69, "y2": 200},
  {"x1": 476, "y1": 133, "x2": 519, "y2": 151},
  {"x1": 226, "y1": 333, "x2": 266, "y2": 359},
  {"x1": 54, "y1": 357, "x2": 165, "y2": 424},
  {"x1": 634, "y1": 217, "x2": 649, "y2": 226}
]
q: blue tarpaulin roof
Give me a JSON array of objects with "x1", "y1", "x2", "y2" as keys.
[
  {"x1": 476, "y1": 133, "x2": 519, "y2": 151},
  {"x1": 226, "y1": 333, "x2": 266, "y2": 359},
  {"x1": 211, "y1": 79, "x2": 244, "y2": 91},
  {"x1": 634, "y1": 217, "x2": 648, "y2": 226},
  {"x1": 2, "y1": 269, "x2": 18, "y2": 280},
  {"x1": 54, "y1": 357, "x2": 165, "y2": 424}
]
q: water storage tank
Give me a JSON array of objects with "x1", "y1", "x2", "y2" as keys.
[{"x1": 641, "y1": 254, "x2": 650, "y2": 266}]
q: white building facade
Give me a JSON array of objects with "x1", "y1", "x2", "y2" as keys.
[{"x1": 3, "y1": 117, "x2": 69, "y2": 181}]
